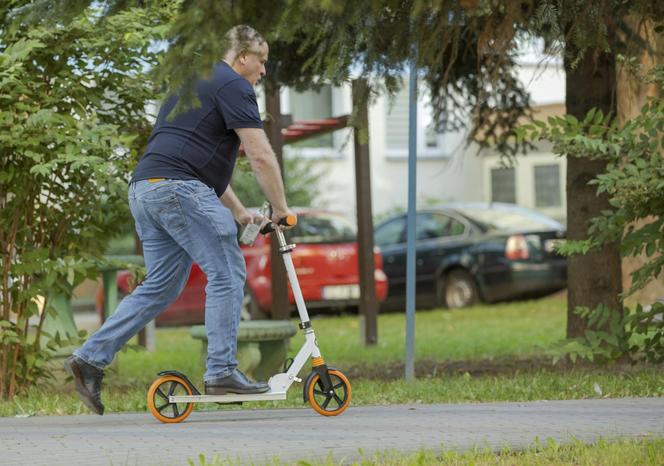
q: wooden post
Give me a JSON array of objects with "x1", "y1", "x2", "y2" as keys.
[
  {"x1": 264, "y1": 85, "x2": 290, "y2": 320},
  {"x1": 134, "y1": 232, "x2": 154, "y2": 350},
  {"x1": 352, "y1": 79, "x2": 378, "y2": 345}
]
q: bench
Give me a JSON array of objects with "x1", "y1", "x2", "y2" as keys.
[
  {"x1": 190, "y1": 320, "x2": 297, "y2": 381},
  {"x1": 40, "y1": 254, "x2": 149, "y2": 360}
]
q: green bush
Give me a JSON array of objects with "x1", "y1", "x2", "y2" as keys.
[
  {"x1": 518, "y1": 64, "x2": 664, "y2": 364},
  {"x1": 0, "y1": 3, "x2": 174, "y2": 399},
  {"x1": 232, "y1": 155, "x2": 324, "y2": 208}
]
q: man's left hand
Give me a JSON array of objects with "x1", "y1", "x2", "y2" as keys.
[{"x1": 234, "y1": 209, "x2": 254, "y2": 226}]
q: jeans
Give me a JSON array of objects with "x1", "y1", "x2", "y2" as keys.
[{"x1": 74, "y1": 179, "x2": 246, "y2": 381}]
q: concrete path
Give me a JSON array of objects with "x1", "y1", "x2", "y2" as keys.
[{"x1": 2, "y1": 398, "x2": 663, "y2": 465}]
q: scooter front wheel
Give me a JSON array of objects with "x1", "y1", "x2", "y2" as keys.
[
  {"x1": 306, "y1": 368, "x2": 351, "y2": 416},
  {"x1": 147, "y1": 375, "x2": 194, "y2": 423}
]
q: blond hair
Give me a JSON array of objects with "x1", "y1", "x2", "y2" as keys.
[{"x1": 223, "y1": 25, "x2": 266, "y2": 63}]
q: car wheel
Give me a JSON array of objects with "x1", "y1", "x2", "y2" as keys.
[
  {"x1": 241, "y1": 286, "x2": 269, "y2": 320},
  {"x1": 442, "y1": 269, "x2": 479, "y2": 309}
]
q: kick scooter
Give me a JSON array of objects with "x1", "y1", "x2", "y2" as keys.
[{"x1": 147, "y1": 213, "x2": 352, "y2": 423}]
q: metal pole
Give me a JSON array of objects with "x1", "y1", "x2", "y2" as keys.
[{"x1": 405, "y1": 58, "x2": 417, "y2": 380}]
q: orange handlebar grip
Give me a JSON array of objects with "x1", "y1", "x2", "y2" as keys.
[{"x1": 284, "y1": 214, "x2": 297, "y2": 226}]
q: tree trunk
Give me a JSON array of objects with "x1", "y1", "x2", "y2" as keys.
[
  {"x1": 352, "y1": 79, "x2": 378, "y2": 345},
  {"x1": 564, "y1": 47, "x2": 623, "y2": 338},
  {"x1": 264, "y1": 86, "x2": 290, "y2": 320},
  {"x1": 617, "y1": 16, "x2": 664, "y2": 309}
]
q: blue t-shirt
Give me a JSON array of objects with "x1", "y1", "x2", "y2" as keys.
[{"x1": 132, "y1": 62, "x2": 263, "y2": 196}]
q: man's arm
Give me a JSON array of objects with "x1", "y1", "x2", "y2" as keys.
[{"x1": 234, "y1": 127, "x2": 292, "y2": 221}]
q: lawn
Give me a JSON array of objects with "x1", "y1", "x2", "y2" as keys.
[
  {"x1": 294, "y1": 293, "x2": 567, "y2": 365},
  {"x1": 191, "y1": 438, "x2": 664, "y2": 465},
  {"x1": 116, "y1": 293, "x2": 570, "y2": 384},
  {"x1": 2, "y1": 294, "x2": 663, "y2": 417}
]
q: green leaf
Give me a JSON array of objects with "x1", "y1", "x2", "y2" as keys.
[
  {"x1": 645, "y1": 242, "x2": 656, "y2": 257},
  {"x1": 584, "y1": 108, "x2": 597, "y2": 125},
  {"x1": 3, "y1": 39, "x2": 45, "y2": 64},
  {"x1": 593, "y1": 109, "x2": 604, "y2": 125},
  {"x1": 565, "y1": 115, "x2": 579, "y2": 126}
]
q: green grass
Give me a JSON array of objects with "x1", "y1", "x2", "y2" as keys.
[
  {"x1": 293, "y1": 296, "x2": 567, "y2": 365},
  {"x1": 189, "y1": 438, "x2": 664, "y2": 465},
  {"x1": 112, "y1": 295, "x2": 569, "y2": 384},
  {"x1": 1, "y1": 295, "x2": 663, "y2": 417}
]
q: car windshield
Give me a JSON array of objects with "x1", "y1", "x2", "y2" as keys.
[
  {"x1": 286, "y1": 213, "x2": 356, "y2": 244},
  {"x1": 454, "y1": 205, "x2": 563, "y2": 232}
]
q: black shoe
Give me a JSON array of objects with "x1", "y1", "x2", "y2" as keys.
[
  {"x1": 204, "y1": 369, "x2": 270, "y2": 395},
  {"x1": 64, "y1": 355, "x2": 105, "y2": 415}
]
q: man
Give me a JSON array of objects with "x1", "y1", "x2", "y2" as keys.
[{"x1": 65, "y1": 25, "x2": 294, "y2": 415}]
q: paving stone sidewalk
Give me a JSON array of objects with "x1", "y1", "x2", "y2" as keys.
[{"x1": 1, "y1": 397, "x2": 662, "y2": 465}]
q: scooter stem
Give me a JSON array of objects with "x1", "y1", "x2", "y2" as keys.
[{"x1": 274, "y1": 228, "x2": 312, "y2": 326}]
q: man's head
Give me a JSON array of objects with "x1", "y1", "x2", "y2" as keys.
[{"x1": 223, "y1": 25, "x2": 268, "y2": 86}]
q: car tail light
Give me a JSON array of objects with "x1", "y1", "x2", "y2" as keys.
[
  {"x1": 373, "y1": 246, "x2": 384, "y2": 269},
  {"x1": 505, "y1": 235, "x2": 529, "y2": 260}
]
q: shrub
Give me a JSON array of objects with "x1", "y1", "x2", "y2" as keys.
[
  {"x1": 518, "y1": 65, "x2": 664, "y2": 364},
  {"x1": 0, "y1": 4, "x2": 173, "y2": 399}
]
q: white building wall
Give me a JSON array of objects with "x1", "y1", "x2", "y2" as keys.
[
  {"x1": 279, "y1": 48, "x2": 568, "y2": 223},
  {"x1": 283, "y1": 84, "x2": 486, "y2": 218},
  {"x1": 482, "y1": 152, "x2": 567, "y2": 223},
  {"x1": 366, "y1": 92, "x2": 485, "y2": 216}
]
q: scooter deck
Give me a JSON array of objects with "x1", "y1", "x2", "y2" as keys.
[{"x1": 170, "y1": 392, "x2": 287, "y2": 403}]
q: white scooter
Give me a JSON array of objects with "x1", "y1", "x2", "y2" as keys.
[{"x1": 147, "y1": 212, "x2": 352, "y2": 423}]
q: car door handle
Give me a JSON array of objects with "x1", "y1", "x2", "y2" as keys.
[{"x1": 417, "y1": 259, "x2": 423, "y2": 266}]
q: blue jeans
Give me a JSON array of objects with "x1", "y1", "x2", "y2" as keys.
[{"x1": 74, "y1": 179, "x2": 246, "y2": 381}]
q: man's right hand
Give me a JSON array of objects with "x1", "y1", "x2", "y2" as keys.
[{"x1": 271, "y1": 208, "x2": 297, "y2": 229}]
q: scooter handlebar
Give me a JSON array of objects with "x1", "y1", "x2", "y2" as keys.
[
  {"x1": 259, "y1": 214, "x2": 297, "y2": 235},
  {"x1": 280, "y1": 215, "x2": 298, "y2": 228}
]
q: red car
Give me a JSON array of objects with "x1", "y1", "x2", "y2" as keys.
[{"x1": 98, "y1": 209, "x2": 389, "y2": 325}]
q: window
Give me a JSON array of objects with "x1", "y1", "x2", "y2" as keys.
[
  {"x1": 490, "y1": 167, "x2": 516, "y2": 204},
  {"x1": 285, "y1": 214, "x2": 355, "y2": 244},
  {"x1": 375, "y1": 218, "x2": 406, "y2": 247},
  {"x1": 449, "y1": 218, "x2": 465, "y2": 236},
  {"x1": 385, "y1": 78, "x2": 446, "y2": 158},
  {"x1": 534, "y1": 164, "x2": 561, "y2": 207},
  {"x1": 454, "y1": 205, "x2": 563, "y2": 232},
  {"x1": 385, "y1": 87, "x2": 409, "y2": 151},
  {"x1": 288, "y1": 86, "x2": 333, "y2": 148},
  {"x1": 416, "y1": 213, "x2": 465, "y2": 240}
]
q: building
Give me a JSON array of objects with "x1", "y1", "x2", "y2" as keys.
[{"x1": 265, "y1": 43, "x2": 568, "y2": 224}]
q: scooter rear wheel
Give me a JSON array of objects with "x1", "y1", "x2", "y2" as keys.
[
  {"x1": 147, "y1": 375, "x2": 194, "y2": 423},
  {"x1": 306, "y1": 369, "x2": 351, "y2": 416}
]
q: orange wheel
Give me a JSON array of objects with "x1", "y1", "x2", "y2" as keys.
[
  {"x1": 306, "y1": 369, "x2": 351, "y2": 416},
  {"x1": 147, "y1": 375, "x2": 194, "y2": 423}
]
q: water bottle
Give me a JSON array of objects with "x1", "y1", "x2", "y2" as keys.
[{"x1": 239, "y1": 201, "x2": 270, "y2": 245}]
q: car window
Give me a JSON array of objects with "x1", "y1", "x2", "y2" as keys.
[
  {"x1": 454, "y1": 205, "x2": 563, "y2": 232},
  {"x1": 375, "y1": 217, "x2": 406, "y2": 247},
  {"x1": 449, "y1": 217, "x2": 466, "y2": 236},
  {"x1": 286, "y1": 214, "x2": 356, "y2": 244},
  {"x1": 416, "y1": 213, "x2": 465, "y2": 240}
]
